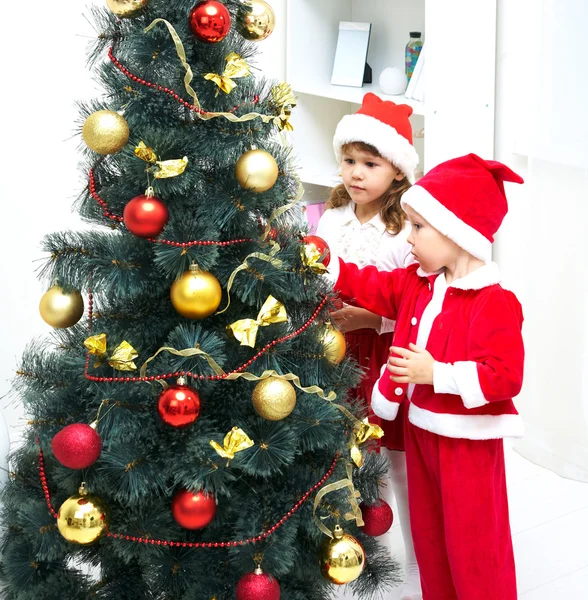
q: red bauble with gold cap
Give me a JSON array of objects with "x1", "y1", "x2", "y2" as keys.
[
  {"x1": 236, "y1": 566, "x2": 281, "y2": 600},
  {"x1": 359, "y1": 498, "x2": 394, "y2": 536},
  {"x1": 189, "y1": 1, "x2": 232, "y2": 43},
  {"x1": 172, "y1": 489, "x2": 217, "y2": 529},
  {"x1": 157, "y1": 379, "x2": 201, "y2": 428},
  {"x1": 123, "y1": 191, "x2": 169, "y2": 238}
]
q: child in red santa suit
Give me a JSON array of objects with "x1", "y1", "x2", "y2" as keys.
[{"x1": 325, "y1": 154, "x2": 525, "y2": 600}]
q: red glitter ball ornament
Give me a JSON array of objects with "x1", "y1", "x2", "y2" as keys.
[
  {"x1": 157, "y1": 382, "x2": 201, "y2": 428},
  {"x1": 359, "y1": 499, "x2": 394, "y2": 536},
  {"x1": 123, "y1": 193, "x2": 169, "y2": 238},
  {"x1": 236, "y1": 567, "x2": 281, "y2": 600},
  {"x1": 189, "y1": 1, "x2": 232, "y2": 43},
  {"x1": 302, "y1": 234, "x2": 331, "y2": 267},
  {"x1": 51, "y1": 423, "x2": 102, "y2": 470},
  {"x1": 171, "y1": 489, "x2": 217, "y2": 529}
]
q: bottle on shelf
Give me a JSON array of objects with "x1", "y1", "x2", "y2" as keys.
[{"x1": 405, "y1": 31, "x2": 423, "y2": 82}]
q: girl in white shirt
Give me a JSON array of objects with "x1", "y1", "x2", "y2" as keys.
[{"x1": 316, "y1": 93, "x2": 422, "y2": 600}]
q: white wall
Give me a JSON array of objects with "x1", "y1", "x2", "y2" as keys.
[{"x1": 495, "y1": 0, "x2": 588, "y2": 481}]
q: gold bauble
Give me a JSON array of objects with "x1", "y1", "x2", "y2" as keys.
[
  {"x1": 319, "y1": 525, "x2": 366, "y2": 584},
  {"x1": 237, "y1": 0, "x2": 276, "y2": 41},
  {"x1": 57, "y1": 486, "x2": 109, "y2": 545},
  {"x1": 252, "y1": 377, "x2": 297, "y2": 420},
  {"x1": 321, "y1": 324, "x2": 346, "y2": 366},
  {"x1": 82, "y1": 110, "x2": 130, "y2": 155},
  {"x1": 105, "y1": 0, "x2": 149, "y2": 18},
  {"x1": 39, "y1": 286, "x2": 84, "y2": 329},
  {"x1": 236, "y1": 148, "x2": 279, "y2": 193},
  {"x1": 170, "y1": 264, "x2": 222, "y2": 319}
]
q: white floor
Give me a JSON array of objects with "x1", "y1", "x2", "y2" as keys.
[{"x1": 338, "y1": 446, "x2": 588, "y2": 599}]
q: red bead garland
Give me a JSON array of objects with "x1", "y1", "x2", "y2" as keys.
[
  {"x1": 108, "y1": 47, "x2": 260, "y2": 116},
  {"x1": 38, "y1": 446, "x2": 338, "y2": 548},
  {"x1": 84, "y1": 294, "x2": 329, "y2": 384}
]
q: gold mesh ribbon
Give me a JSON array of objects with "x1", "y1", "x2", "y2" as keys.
[
  {"x1": 84, "y1": 335, "x2": 138, "y2": 371},
  {"x1": 139, "y1": 344, "x2": 337, "y2": 401},
  {"x1": 228, "y1": 295, "x2": 287, "y2": 348},
  {"x1": 134, "y1": 141, "x2": 188, "y2": 179},
  {"x1": 210, "y1": 426, "x2": 254, "y2": 466},
  {"x1": 143, "y1": 19, "x2": 294, "y2": 128},
  {"x1": 313, "y1": 461, "x2": 364, "y2": 538},
  {"x1": 204, "y1": 53, "x2": 250, "y2": 94}
]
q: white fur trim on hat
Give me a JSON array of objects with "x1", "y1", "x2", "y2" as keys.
[
  {"x1": 333, "y1": 114, "x2": 419, "y2": 183},
  {"x1": 401, "y1": 185, "x2": 492, "y2": 262}
]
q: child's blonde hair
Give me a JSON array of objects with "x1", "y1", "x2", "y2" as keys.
[{"x1": 326, "y1": 141, "x2": 412, "y2": 235}]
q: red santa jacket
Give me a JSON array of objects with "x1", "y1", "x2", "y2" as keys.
[{"x1": 330, "y1": 259, "x2": 525, "y2": 440}]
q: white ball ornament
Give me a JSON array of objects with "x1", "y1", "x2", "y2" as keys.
[{"x1": 379, "y1": 67, "x2": 408, "y2": 96}]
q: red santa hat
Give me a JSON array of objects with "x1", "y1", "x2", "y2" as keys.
[
  {"x1": 333, "y1": 93, "x2": 419, "y2": 183},
  {"x1": 401, "y1": 154, "x2": 524, "y2": 262}
]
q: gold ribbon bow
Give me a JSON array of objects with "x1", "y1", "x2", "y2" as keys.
[
  {"x1": 349, "y1": 418, "x2": 384, "y2": 468},
  {"x1": 84, "y1": 334, "x2": 138, "y2": 371},
  {"x1": 313, "y1": 461, "x2": 364, "y2": 538},
  {"x1": 228, "y1": 295, "x2": 287, "y2": 348},
  {"x1": 134, "y1": 141, "x2": 188, "y2": 179},
  {"x1": 210, "y1": 426, "x2": 254, "y2": 466},
  {"x1": 204, "y1": 53, "x2": 250, "y2": 94},
  {"x1": 270, "y1": 83, "x2": 297, "y2": 131},
  {"x1": 301, "y1": 240, "x2": 329, "y2": 274}
]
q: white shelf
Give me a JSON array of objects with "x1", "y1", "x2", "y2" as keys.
[
  {"x1": 298, "y1": 168, "x2": 340, "y2": 190},
  {"x1": 291, "y1": 81, "x2": 425, "y2": 115}
]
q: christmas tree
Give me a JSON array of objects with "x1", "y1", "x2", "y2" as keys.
[{"x1": 0, "y1": 1, "x2": 399, "y2": 598}]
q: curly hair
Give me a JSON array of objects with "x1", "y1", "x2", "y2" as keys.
[{"x1": 326, "y1": 141, "x2": 412, "y2": 235}]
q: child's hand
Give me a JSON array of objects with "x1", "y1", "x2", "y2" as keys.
[
  {"x1": 387, "y1": 344, "x2": 434, "y2": 385},
  {"x1": 331, "y1": 305, "x2": 382, "y2": 333}
]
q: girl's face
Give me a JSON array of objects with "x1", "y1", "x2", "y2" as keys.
[
  {"x1": 341, "y1": 146, "x2": 404, "y2": 208},
  {"x1": 404, "y1": 205, "x2": 462, "y2": 273}
]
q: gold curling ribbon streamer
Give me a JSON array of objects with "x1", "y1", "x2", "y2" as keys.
[
  {"x1": 228, "y1": 295, "x2": 287, "y2": 348},
  {"x1": 313, "y1": 461, "x2": 364, "y2": 538},
  {"x1": 108, "y1": 341, "x2": 138, "y2": 371},
  {"x1": 134, "y1": 142, "x2": 188, "y2": 179},
  {"x1": 144, "y1": 19, "x2": 200, "y2": 110},
  {"x1": 204, "y1": 53, "x2": 250, "y2": 94},
  {"x1": 138, "y1": 344, "x2": 337, "y2": 401},
  {"x1": 210, "y1": 427, "x2": 254, "y2": 466},
  {"x1": 143, "y1": 19, "x2": 293, "y2": 128},
  {"x1": 261, "y1": 176, "x2": 305, "y2": 241},
  {"x1": 216, "y1": 246, "x2": 283, "y2": 315}
]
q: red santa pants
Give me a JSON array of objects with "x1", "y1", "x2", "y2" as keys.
[{"x1": 404, "y1": 419, "x2": 517, "y2": 600}]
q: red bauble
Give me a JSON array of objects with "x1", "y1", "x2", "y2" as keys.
[
  {"x1": 157, "y1": 384, "x2": 201, "y2": 428},
  {"x1": 189, "y1": 1, "x2": 232, "y2": 43},
  {"x1": 236, "y1": 567, "x2": 281, "y2": 600},
  {"x1": 51, "y1": 424, "x2": 102, "y2": 470},
  {"x1": 302, "y1": 234, "x2": 331, "y2": 267},
  {"x1": 171, "y1": 489, "x2": 217, "y2": 529},
  {"x1": 359, "y1": 499, "x2": 394, "y2": 536},
  {"x1": 123, "y1": 194, "x2": 169, "y2": 238}
]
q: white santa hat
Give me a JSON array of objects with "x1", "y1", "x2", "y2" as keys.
[
  {"x1": 401, "y1": 153, "x2": 524, "y2": 262},
  {"x1": 333, "y1": 93, "x2": 419, "y2": 183}
]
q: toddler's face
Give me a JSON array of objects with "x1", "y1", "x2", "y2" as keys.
[
  {"x1": 340, "y1": 146, "x2": 403, "y2": 207},
  {"x1": 404, "y1": 205, "x2": 461, "y2": 273}
]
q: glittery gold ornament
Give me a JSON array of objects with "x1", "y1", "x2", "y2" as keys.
[
  {"x1": 236, "y1": 148, "x2": 279, "y2": 193},
  {"x1": 82, "y1": 110, "x2": 130, "y2": 155},
  {"x1": 252, "y1": 377, "x2": 297, "y2": 421},
  {"x1": 57, "y1": 483, "x2": 108, "y2": 545},
  {"x1": 237, "y1": 0, "x2": 276, "y2": 41},
  {"x1": 319, "y1": 525, "x2": 366, "y2": 584},
  {"x1": 170, "y1": 264, "x2": 222, "y2": 319},
  {"x1": 105, "y1": 0, "x2": 149, "y2": 18},
  {"x1": 321, "y1": 323, "x2": 346, "y2": 365},
  {"x1": 39, "y1": 286, "x2": 84, "y2": 329}
]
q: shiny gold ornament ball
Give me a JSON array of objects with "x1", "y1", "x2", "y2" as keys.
[
  {"x1": 82, "y1": 110, "x2": 130, "y2": 155},
  {"x1": 252, "y1": 377, "x2": 297, "y2": 421},
  {"x1": 39, "y1": 286, "x2": 84, "y2": 329},
  {"x1": 105, "y1": 0, "x2": 149, "y2": 18},
  {"x1": 170, "y1": 264, "x2": 222, "y2": 319},
  {"x1": 57, "y1": 489, "x2": 109, "y2": 545},
  {"x1": 237, "y1": 0, "x2": 276, "y2": 41},
  {"x1": 236, "y1": 148, "x2": 279, "y2": 193},
  {"x1": 319, "y1": 525, "x2": 366, "y2": 584},
  {"x1": 321, "y1": 325, "x2": 346, "y2": 365}
]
